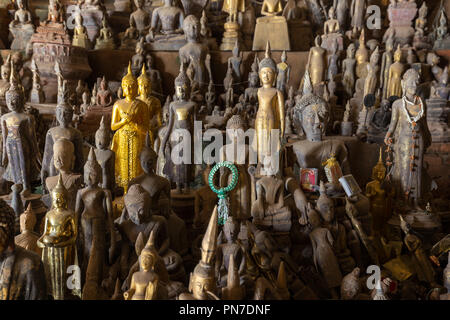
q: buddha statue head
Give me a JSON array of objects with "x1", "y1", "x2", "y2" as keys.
[
  {"x1": 183, "y1": 15, "x2": 200, "y2": 42},
  {"x1": 5, "y1": 70, "x2": 24, "y2": 113},
  {"x1": 223, "y1": 216, "x2": 239, "y2": 243},
  {"x1": 1, "y1": 54, "x2": 11, "y2": 81},
  {"x1": 55, "y1": 99, "x2": 74, "y2": 128},
  {"x1": 124, "y1": 184, "x2": 151, "y2": 225},
  {"x1": 189, "y1": 206, "x2": 218, "y2": 300},
  {"x1": 372, "y1": 148, "x2": 386, "y2": 182},
  {"x1": 53, "y1": 138, "x2": 75, "y2": 174},
  {"x1": 134, "y1": 0, "x2": 144, "y2": 9},
  {"x1": 259, "y1": 42, "x2": 277, "y2": 88},
  {"x1": 140, "y1": 133, "x2": 157, "y2": 174},
  {"x1": 316, "y1": 181, "x2": 334, "y2": 223},
  {"x1": 95, "y1": 116, "x2": 111, "y2": 150},
  {"x1": 293, "y1": 86, "x2": 329, "y2": 141},
  {"x1": 393, "y1": 45, "x2": 402, "y2": 63},
  {"x1": 328, "y1": 6, "x2": 335, "y2": 19},
  {"x1": 121, "y1": 62, "x2": 139, "y2": 100},
  {"x1": 138, "y1": 64, "x2": 152, "y2": 98},
  {"x1": 226, "y1": 114, "x2": 247, "y2": 142},
  {"x1": 370, "y1": 46, "x2": 380, "y2": 65},
  {"x1": 0, "y1": 199, "x2": 16, "y2": 253},
  {"x1": 401, "y1": 68, "x2": 420, "y2": 99},
  {"x1": 175, "y1": 63, "x2": 191, "y2": 101},
  {"x1": 84, "y1": 147, "x2": 101, "y2": 187},
  {"x1": 19, "y1": 203, "x2": 36, "y2": 233},
  {"x1": 139, "y1": 230, "x2": 158, "y2": 272},
  {"x1": 51, "y1": 174, "x2": 69, "y2": 210}
]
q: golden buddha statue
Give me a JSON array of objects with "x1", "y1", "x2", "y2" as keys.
[
  {"x1": 324, "y1": 6, "x2": 340, "y2": 34},
  {"x1": 355, "y1": 29, "x2": 369, "y2": 79},
  {"x1": 72, "y1": 11, "x2": 91, "y2": 49},
  {"x1": 111, "y1": 62, "x2": 151, "y2": 193},
  {"x1": 261, "y1": 0, "x2": 283, "y2": 17},
  {"x1": 137, "y1": 64, "x2": 162, "y2": 144},
  {"x1": 179, "y1": 206, "x2": 220, "y2": 300},
  {"x1": 255, "y1": 42, "x2": 285, "y2": 167},
  {"x1": 15, "y1": 203, "x2": 41, "y2": 256},
  {"x1": 37, "y1": 174, "x2": 79, "y2": 300},
  {"x1": 386, "y1": 45, "x2": 405, "y2": 99}
]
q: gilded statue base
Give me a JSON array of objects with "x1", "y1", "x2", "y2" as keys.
[
  {"x1": 220, "y1": 21, "x2": 243, "y2": 51},
  {"x1": 252, "y1": 16, "x2": 290, "y2": 51}
]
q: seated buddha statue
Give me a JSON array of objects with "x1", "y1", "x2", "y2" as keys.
[
  {"x1": 95, "y1": 16, "x2": 115, "y2": 50},
  {"x1": 9, "y1": 0, "x2": 35, "y2": 51},
  {"x1": 147, "y1": 0, "x2": 185, "y2": 43}
]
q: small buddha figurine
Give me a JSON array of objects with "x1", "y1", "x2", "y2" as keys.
[
  {"x1": 130, "y1": 0, "x2": 151, "y2": 36},
  {"x1": 305, "y1": 36, "x2": 326, "y2": 91},
  {"x1": 160, "y1": 64, "x2": 197, "y2": 194},
  {"x1": 45, "y1": 138, "x2": 83, "y2": 211},
  {"x1": 95, "y1": 16, "x2": 115, "y2": 50},
  {"x1": 131, "y1": 38, "x2": 146, "y2": 76},
  {"x1": 179, "y1": 15, "x2": 211, "y2": 93},
  {"x1": 41, "y1": 99, "x2": 84, "y2": 187},
  {"x1": 363, "y1": 46, "x2": 380, "y2": 98},
  {"x1": 75, "y1": 148, "x2": 114, "y2": 279},
  {"x1": 148, "y1": 0, "x2": 185, "y2": 41},
  {"x1": 215, "y1": 216, "x2": 246, "y2": 287},
  {"x1": 9, "y1": 0, "x2": 35, "y2": 51},
  {"x1": 91, "y1": 83, "x2": 98, "y2": 106},
  {"x1": 94, "y1": 117, "x2": 115, "y2": 192},
  {"x1": 431, "y1": 66, "x2": 450, "y2": 100},
  {"x1": 0, "y1": 55, "x2": 11, "y2": 99},
  {"x1": 276, "y1": 51, "x2": 290, "y2": 97},
  {"x1": 228, "y1": 41, "x2": 243, "y2": 87},
  {"x1": 30, "y1": 59, "x2": 44, "y2": 103},
  {"x1": 380, "y1": 34, "x2": 394, "y2": 100},
  {"x1": 138, "y1": 64, "x2": 162, "y2": 142},
  {"x1": 222, "y1": 0, "x2": 245, "y2": 23},
  {"x1": 72, "y1": 11, "x2": 91, "y2": 49},
  {"x1": 15, "y1": 203, "x2": 41, "y2": 256},
  {"x1": 124, "y1": 231, "x2": 168, "y2": 300},
  {"x1": 355, "y1": 29, "x2": 369, "y2": 79},
  {"x1": 221, "y1": 255, "x2": 245, "y2": 299},
  {"x1": 96, "y1": 76, "x2": 114, "y2": 107},
  {"x1": 386, "y1": 45, "x2": 405, "y2": 99},
  {"x1": 350, "y1": 0, "x2": 365, "y2": 31},
  {"x1": 327, "y1": 41, "x2": 339, "y2": 81},
  {"x1": 145, "y1": 55, "x2": 164, "y2": 102},
  {"x1": 324, "y1": 6, "x2": 340, "y2": 35},
  {"x1": 179, "y1": 207, "x2": 220, "y2": 300},
  {"x1": 435, "y1": 10, "x2": 448, "y2": 42},
  {"x1": 0, "y1": 200, "x2": 47, "y2": 300},
  {"x1": 38, "y1": 174, "x2": 79, "y2": 300},
  {"x1": 255, "y1": 42, "x2": 285, "y2": 165},
  {"x1": 111, "y1": 62, "x2": 151, "y2": 193},
  {"x1": 307, "y1": 206, "x2": 342, "y2": 299},
  {"x1": 121, "y1": 19, "x2": 140, "y2": 48},
  {"x1": 80, "y1": 91, "x2": 90, "y2": 114},
  {"x1": 399, "y1": 215, "x2": 436, "y2": 285},
  {"x1": 1, "y1": 71, "x2": 40, "y2": 196}
]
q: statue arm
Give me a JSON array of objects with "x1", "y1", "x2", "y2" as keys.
[
  {"x1": 380, "y1": 55, "x2": 386, "y2": 88},
  {"x1": 150, "y1": 10, "x2": 159, "y2": 31},
  {"x1": 111, "y1": 103, "x2": 128, "y2": 131},
  {"x1": 261, "y1": 2, "x2": 269, "y2": 16},
  {"x1": 277, "y1": 91, "x2": 285, "y2": 138},
  {"x1": 385, "y1": 102, "x2": 399, "y2": 144},
  {"x1": 239, "y1": 250, "x2": 246, "y2": 274},
  {"x1": 28, "y1": 117, "x2": 41, "y2": 164},
  {"x1": 37, "y1": 216, "x2": 49, "y2": 247},
  {"x1": 124, "y1": 274, "x2": 136, "y2": 300}
]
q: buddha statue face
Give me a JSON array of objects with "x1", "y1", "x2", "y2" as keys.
[
  {"x1": 249, "y1": 73, "x2": 259, "y2": 88},
  {"x1": 189, "y1": 272, "x2": 216, "y2": 300},
  {"x1": 138, "y1": 79, "x2": 152, "y2": 98},
  {"x1": 140, "y1": 149, "x2": 157, "y2": 174},
  {"x1": 184, "y1": 16, "x2": 200, "y2": 42},
  {"x1": 299, "y1": 101, "x2": 329, "y2": 142},
  {"x1": 224, "y1": 217, "x2": 239, "y2": 243},
  {"x1": 84, "y1": 166, "x2": 100, "y2": 186},
  {"x1": 51, "y1": 189, "x2": 68, "y2": 210},
  {"x1": 140, "y1": 251, "x2": 155, "y2": 272},
  {"x1": 175, "y1": 84, "x2": 189, "y2": 100},
  {"x1": 401, "y1": 71, "x2": 419, "y2": 99},
  {"x1": 53, "y1": 140, "x2": 75, "y2": 173},
  {"x1": 6, "y1": 90, "x2": 23, "y2": 112},
  {"x1": 125, "y1": 190, "x2": 151, "y2": 225},
  {"x1": 372, "y1": 165, "x2": 386, "y2": 182},
  {"x1": 56, "y1": 104, "x2": 74, "y2": 127},
  {"x1": 134, "y1": 0, "x2": 144, "y2": 9},
  {"x1": 122, "y1": 80, "x2": 138, "y2": 100},
  {"x1": 259, "y1": 67, "x2": 275, "y2": 87},
  {"x1": 17, "y1": 0, "x2": 24, "y2": 10}
]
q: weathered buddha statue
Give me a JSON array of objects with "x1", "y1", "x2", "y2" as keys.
[
  {"x1": 307, "y1": 205, "x2": 342, "y2": 299},
  {"x1": 228, "y1": 41, "x2": 243, "y2": 87},
  {"x1": 15, "y1": 203, "x2": 41, "y2": 256},
  {"x1": 129, "y1": 134, "x2": 189, "y2": 259},
  {"x1": 124, "y1": 231, "x2": 168, "y2": 300},
  {"x1": 194, "y1": 166, "x2": 218, "y2": 231},
  {"x1": 147, "y1": 0, "x2": 185, "y2": 42},
  {"x1": 131, "y1": 38, "x2": 146, "y2": 76},
  {"x1": 72, "y1": 11, "x2": 91, "y2": 49},
  {"x1": 160, "y1": 64, "x2": 197, "y2": 194},
  {"x1": 384, "y1": 68, "x2": 431, "y2": 209},
  {"x1": 244, "y1": 56, "x2": 259, "y2": 108},
  {"x1": 386, "y1": 45, "x2": 405, "y2": 99},
  {"x1": 0, "y1": 55, "x2": 11, "y2": 99},
  {"x1": 46, "y1": 0, "x2": 65, "y2": 24},
  {"x1": 38, "y1": 174, "x2": 79, "y2": 300},
  {"x1": 399, "y1": 215, "x2": 436, "y2": 285},
  {"x1": 145, "y1": 55, "x2": 164, "y2": 102},
  {"x1": 96, "y1": 76, "x2": 114, "y2": 107},
  {"x1": 380, "y1": 34, "x2": 395, "y2": 100},
  {"x1": 276, "y1": 51, "x2": 290, "y2": 97},
  {"x1": 95, "y1": 16, "x2": 115, "y2": 50},
  {"x1": 94, "y1": 117, "x2": 115, "y2": 192},
  {"x1": 251, "y1": 157, "x2": 292, "y2": 233},
  {"x1": 350, "y1": 0, "x2": 365, "y2": 31},
  {"x1": 121, "y1": 19, "x2": 140, "y2": 49},
  {"x1": 75, "y1": 148, "x2": 114, "y2": 280},
  {"x1": 138, "y1": 64, "x2": 162, "y2": 142},
  {"x1": 9, "y1": 0, "x2": 35, "y2": 51},
  {"x1": 45, "y1": 138, "x2": 83, "y2": 210},
  {"x1": 30, "y1": 59, "x2": 45, "y2": 103},
  {"x1": 0, "y1": 200, "x2": 47, "y2": 300},
  {"x1": 179, "y1": 15, "x2": 211, "y2": 93},
  {"x1": 1, "y1": 72, "x2": 40, "y2": 197},
  {"x1": 304, "y1": 36, "x2": 326, "y2": 92},
  {"x1": 111, "y1": 63, "x2": 151, "y2": 194},
  {"x1": 342, "y1": 43, "x2": 356, "y2": 97},
  {"x1": 355, "y1": 29, "x2": 369, "y2": 79},
  {"x1": 179, "y1": 207, "x2": 220, "y2": 300},
  {"x1": 154, "y1": 97, "x2": 171, "y2": 178},
  {"x1": 90, "y1": 83, "x2": 98, "y2": 106},
  {"x1": 80, "y1": 91, "x2": 90, "y2": 114},
  {"x1": 41, "y1": 100, "x2": 84, "y2": 187},
  {"x1": 255, "y1": 42, "x2": 285, "y2": 166},
  {"x1": 130, "y1": 0, "x2": 151, "y2": 36},
  {"x1": 215, "y1": 216, "x2": 246, "y2": 287},
  {"x1": 430, "y1": 66, "x2": 450, "y2": 100},
  {"x1": 363, "y1": 46, "x2": 380, "y2": 98},
  {"x1": 321, "y1": 6, "x2": 343, "y2": 53}
]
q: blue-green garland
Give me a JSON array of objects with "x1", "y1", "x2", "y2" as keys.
[{"x1": 208, "y1": 161, "x2": 239, "y2": 225}]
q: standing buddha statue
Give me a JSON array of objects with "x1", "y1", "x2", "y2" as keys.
[
  {"x1": 386, "y1": 45, "x2": 405, "y2": 99},
  {"x1": 111, "y1": 62, "x2": 150, "y2": 193}
]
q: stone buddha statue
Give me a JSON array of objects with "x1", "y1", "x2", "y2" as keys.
[
  {"x1": 96, "y1": 76, "x2": 114, "y2": 107},
  {"x1": 255, "y1": 42, "x2": 285, "y2": 167},
  {"x1": 130, "y1": 0, "x2": 151, "y2": 36},
  {"x1": 138, "y1": 64, "x2": 162, "y2": 142},
  {"x1": 38, "y1": 174, "x2": 79, "y2": 300},
  {"x1": 321, "y1": 6, "x2": 343, "y2": 53},
  {"x1": 9, "y1": 0, "x2": 35, "y2": 51},
  {"x1": 0, "y1": 200, "x2": 47, "y2": 300},
  {"x1": 147, "y1": 0, "x2": 185, "y2": 43},
  {"x1": 0, "y1": 55, "x2": 11, "y2": 100},
  {"x1": 94, "y1": 117, "x2": 115, "y2": 192},
  {"x1": 1, "y1": 72, "x2": 40, "y2": 197},
  {"x1": 95, "y1": 16, "x2": 115, "y2": 50},
  {"x1": 111, "y1": 62, "x2": 151, "y2": 193}
]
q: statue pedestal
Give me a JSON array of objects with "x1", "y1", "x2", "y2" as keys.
[
  {"x1": 30, "y1": 22, "x2": 92, "y2": 103},
  {"x1": 171, "y1": 190, "x2": 195, "y2": 224},
  {"x1": 9, "y1": 23, "x2": 34, "y2": 51},
  {"x1": 252, "y1": 16, "x2": 290, "y2": 51},
  {"x1": 288, "y1": 20, "x2": 313, "y2": 51},
  {"x1": 80, "y1": 8, "x2": 105, "y2": 43},
  {"x1": 220, "y1": 21, "x2": 243, "y2": 51},
  {"x1": 426, "y1": 98, "x2": 450, "y2": 143},
  {"x1": 383, "y1": 3, "x2": 417, "y2": 47}
]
